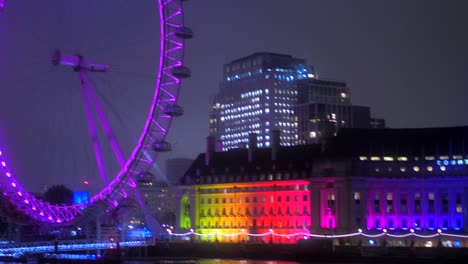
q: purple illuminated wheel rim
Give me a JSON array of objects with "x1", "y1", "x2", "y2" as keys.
[{"x1": 0, "y1": 0, "x2": 189, "y2": 225}]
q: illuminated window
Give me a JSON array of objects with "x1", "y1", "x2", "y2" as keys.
[
  {"x1": 413, "y1": 166, "x2": 420, "y2": 172},
  {"x1": 354, "y1": 192, "x2": 361, "y2": 205},
  {"x1": 440, "y1": 166, "x2": 446, "y2": 171},
  {"x1": 427, "y1": 166, "x2": 433, "y2": 172},
  {"x1": 428, "y1": 193, "x2": 435, "y2": 213},
  {"x1": 456, "y1": 194, "x2": 462, "y2": 213},
  {"x1": 386, "y1": 193, "x2": 393, "y2": 213},
  {"x1": 397, "y1": 157, "x2": 408, "y2": 161},
  {"x1": 400, "y1": 167, "x2": 406, "y2": 172},
  {"x1": 370, "y1": 156, "x2": 381, "y2": 161},
  {"x1": 359, "y1": 156, "x2": 368, "y2": 161},
  {"x1": 383, "y1": 157, "x2": 394, "y2": 161}
]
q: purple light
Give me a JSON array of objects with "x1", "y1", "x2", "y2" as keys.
[
  {"x1": 6, "y1": 172, "x2": 10, "y2": 177},
  {"x1": 1, "y1": 161, "x2": 5, "y2": 167}
]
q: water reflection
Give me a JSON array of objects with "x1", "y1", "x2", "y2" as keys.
[{"x1": 124, "y1": 260, "x2": 300, "y2": 264}]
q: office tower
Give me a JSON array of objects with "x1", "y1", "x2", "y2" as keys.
[
  {"x1": 210, "y1": 52, "x2": 308, "y2": 150},
  {"x1": 295, "y1": 77, "x2": 372, "y2": 144}
]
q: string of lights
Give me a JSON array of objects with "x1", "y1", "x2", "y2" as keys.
[{"x1": 170, "y1": 228, "x2": 468, "y2": 239}]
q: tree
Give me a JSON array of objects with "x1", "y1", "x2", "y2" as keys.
[{"x1": 43, "y1": 185, "x2": 74, "y2": 205}]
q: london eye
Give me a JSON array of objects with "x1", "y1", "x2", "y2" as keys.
[{"x1": 0, "y1": 0, "x2": 192, "y2": 231}]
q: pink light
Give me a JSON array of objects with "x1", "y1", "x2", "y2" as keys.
[
  {"x1": 1, "y1": 161, "x2": 5, "y2": 167},
  {"x1": 17, "y1": 191, "x2": 22, "y2": 196},
  {"x1": 11, "y1": 182, "x2": 16, "y2": 187},
  {"x1": 24, "y1": 199, "x2": 29, "y2": 204},
  {"x1": 6, "y1": 172, "x2": 10, "y2": 177}
]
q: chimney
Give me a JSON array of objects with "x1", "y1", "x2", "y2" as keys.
[
  {"x1": 205, "y1": 135, "x2": 215, "y2": 167},
  {"x1": 248, "y1": 133, "x2": 258, "y2": 163},
  {"x1": 271, "y1": 130, "x2": 280, "y2": 161}
]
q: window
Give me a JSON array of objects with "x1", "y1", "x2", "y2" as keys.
[
  {"x1": 402, "y1": 219, "x2": 408, "y2": 228},
  {"x1": 442, "y1": 194, "x2": 449, "y2": 214},
  {"x1": 400, "y1": 195, "x2": 408, "y2": 214},
  {"x1": 414, "y1": 193, "x2": 421, "y2": 214},
  {"x1": 355, "y1": 217, "x2": 361, "y2": 228},
  {"x1": 354, "y1": 192, "x2": 361, "y2": 205},
  {"x1": 428, "y1": 193, "x2": 435, "y2": 213},
  {"x1": 386, "y1": 193, "x2": 393, "y2": 213},
  {"x1": 374, "y1": 195, "x2": 380, "y2": 213},
  {"x1": 456, "y1": 194, "x2": 463, "y2": 213}
]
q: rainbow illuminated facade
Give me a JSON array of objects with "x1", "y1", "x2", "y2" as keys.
[
  {"x1": 193, "y1": 180, "x2": 311, "y2": 243},
  {"x1": 179, "y1": 127, "x2": 468, "y2": 246}
]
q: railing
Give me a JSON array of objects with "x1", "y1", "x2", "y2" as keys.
[{"x1": 0, "y1": 239, "x2": 147, "y2": 254}]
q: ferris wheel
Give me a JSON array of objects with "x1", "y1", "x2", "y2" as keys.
[{"x1": 0, "y1": 0, "x2": 192, "y2": 227}]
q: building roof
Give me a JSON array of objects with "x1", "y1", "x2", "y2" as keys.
[{"x1": 329, "y1": 126, "x2": 468, "y2": 156}]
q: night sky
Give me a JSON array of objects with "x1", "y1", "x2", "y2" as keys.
[{"x1": 0, "y1": 0, "x2": 467, "y2": 194}]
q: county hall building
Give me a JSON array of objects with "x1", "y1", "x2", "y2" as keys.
[{"x1": 178, "y1": 126, "x2": 468, "y2": 247}]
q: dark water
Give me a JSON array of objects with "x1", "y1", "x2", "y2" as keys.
[
  {"x1": 123, "y1": 260, "x2": 362, "y2": 264},
  {"x1": 0, "y1": 260, "x2": 363, "y2": 264}
]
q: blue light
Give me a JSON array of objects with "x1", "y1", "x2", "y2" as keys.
[
  {"x1": 73, "y1": 191, "x2": 89, "y2": 205},
  {"x1": 436, "y1": 159, "x2": 468, "y2": 166}
]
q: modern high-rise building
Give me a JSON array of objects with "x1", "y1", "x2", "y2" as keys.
[
  {"x1": 295, "y1": 78, "x2": 373, "y2": 144},
  {"x1": 211, "y1": 52, "x2": 384, "y2": 150},
  {"x1": 210, "y1": 52, "x2": 309, "y2": 150}
]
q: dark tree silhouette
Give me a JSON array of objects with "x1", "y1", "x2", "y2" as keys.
[{"x1": 43, "y1": 185, "x2": 74, "y2": 205}]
